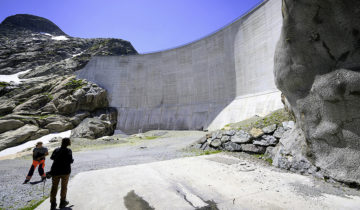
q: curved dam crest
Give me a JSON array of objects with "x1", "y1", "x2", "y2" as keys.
[{"x1": 77, "y1": 0, "x2": 283, "y2": 134}]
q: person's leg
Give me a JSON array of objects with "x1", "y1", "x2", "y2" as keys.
[
  {"x1": 25, "y1": 160, "x2": 39, "y2": 182},
  {"x1": 59, "y1": 175, "x2": 70, "y2": 208},
  {"x1": 50, "y1": 176, "x2": 60, "y2": 206},
  {"x1": 38, "y1": 159, "x2": 46, "y2": 179}
]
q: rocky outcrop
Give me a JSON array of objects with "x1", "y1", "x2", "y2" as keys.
[
  {"x1": 71, "y1": 108, "x2": 117, "y2": 139},
  {"x1": 0, "y1": 119, "x2": 24, "y2": 134},
  {"x1": 191, "y1": 121, "x2": 294, "y2": 155},
  {"x1": 0, "y1": 14, "x2": 138, "y2": 150},
  {"x1": 0, "y1": 124, "x2": 39, "y2": 150},
  {"x1": 0, "y1": 75, "x2": 116, "y2": 146},
  {"x1": 273, "y1": 0, "x2": 360, "y2": 184},
  {"x1": 0, "y1": 14, "x2": 66, "y2": 35},
  {"x1": 0, "y1": 14, "x2": 137, "y2": 75}
]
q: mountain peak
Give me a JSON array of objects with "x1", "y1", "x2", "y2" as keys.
[{"x1": 0, "y1": 14, "x2": 66, "y2": 35}]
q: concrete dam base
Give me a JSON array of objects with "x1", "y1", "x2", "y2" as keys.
[{"x1": 77, "y1": 0, "x2": 283, "y2": 134}]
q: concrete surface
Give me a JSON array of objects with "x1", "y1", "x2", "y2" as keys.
[
  {"x1": 0, "y1": 131, "x2": 204, "y2": 209},
  {"x1": 77, "y1": 0, "x2": 283, "y2": 133},
  {"x1": 37, "y1": 154, "x2": 360, "y2": 210}
]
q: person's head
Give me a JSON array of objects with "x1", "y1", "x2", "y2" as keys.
[
  {"x1": 61, "y1": 138, "x2": 71, "y2": 148},
  {"x1": 36, "y1": 142, "x2": 43, "y2": 148}
]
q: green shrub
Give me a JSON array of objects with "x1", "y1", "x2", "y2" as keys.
[
  {"x1": 198, "y1": 150, "x2": 221, "y2": 156},
  {"x1": 265, "y1": 158, "x2": 273, "y2": 165},
  {"x1": 253, "y1": 154, "x2": 273, "y2": 165},
  {"x1": 65, "y1": 79, "x2": 85, "y2": 90},
  {"x1": 225, "y1": 109, "x2": 295, "y2": 131},
  {"x1": 42, "y1": 92, "x2": 54, "y2": 100},
  {"x1": 145, "y1": 136, "x2": 158, "y2": 140},
  {"x1": 0, "y1": 81, "x2": 9, "y2": 87}
]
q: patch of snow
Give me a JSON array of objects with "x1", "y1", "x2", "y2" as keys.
[
  {"x1": 40, "y1": 32, "x2": 52, "y2": 36},
  {"x1": 52, "y1": 36, "x2": 69, "y2": 41},
  {"x1": 72, "y1": 52, "x2": 84, "y2": 58},
  {"x1": 0, "y1": 130, "x2": 71, "y2": 158},
  {"x1": 0, "y1": 69, "x2": 31, "y2": 84},
  {"x1": 39, "y1": 32, "x2": 69, "y2": 41}
]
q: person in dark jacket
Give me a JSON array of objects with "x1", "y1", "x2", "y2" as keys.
[
  {"x1": 23, "y1": 141, "x2": 49, "y2": 184},
  {"x1": 49, "y1": 138, "x2": 73, "y2": 210}
]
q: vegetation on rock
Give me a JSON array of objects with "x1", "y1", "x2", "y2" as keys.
[
  {"x1": 223, "y1": 109, "x2": 294, "y2": 131},
  {"x1": 0, "y1": 81, "x2": 9, "y2": 87},
  {"x1": 65, "y1": 78, "x2": 85, "y2": 90}
]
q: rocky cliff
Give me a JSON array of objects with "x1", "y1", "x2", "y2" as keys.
[
  {"x1": 273, "y1": 0, "x2": 360, "y2": 185},
  {"x1": 0, "y1": 14, "x2": 137, "y2": 150}
]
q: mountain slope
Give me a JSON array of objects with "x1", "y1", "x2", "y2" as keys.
[
  {"x1": 0, "y1": 14, "x2": 137, "y2": 76},
  {"x1": 0, "y1": 14, "x2": 137, "y2": 151}
]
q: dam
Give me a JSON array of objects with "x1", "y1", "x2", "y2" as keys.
[{"x1": 77, "y1": 0, "x2": 283, "y2": 134}]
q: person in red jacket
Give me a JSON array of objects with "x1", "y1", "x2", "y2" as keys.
[
  {"x1": 23, "y1": 141, "x2": 49, "y2": 184},
  {"x1": 49, "y1": 138, "x2": 74, "y2": 210}
]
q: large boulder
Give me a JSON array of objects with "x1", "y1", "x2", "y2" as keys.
[
  {"x1": 0, "y1": 119, "x2": 24, "y2": 134},
  {"x1": 51, "y1": 77, "x2": 109, "y2": 115},
  {"x1": 13, "y1": 94, "x2": 49, "y2": 114},
  {"x1": 274, "y1": 0, "x2": 360, "y2": 184},
  {"x1": 231, "y1": 130, "x2": 252, "y2": 143},
  {"x1": 241, "y1": 144, "x2": 266, "y2": 154},
  {"x1": 75, "y1": 84, "x2": 108, "y2": 111},
  {"x1": 45, "y1": 121, "x2": 73, "y2": 133},
  {"x1": 71, "y1": 108, "x2": 117, "y2": 139},
  {"x1": 0, "y1": 99, "x2": 16, "y2": 115},
  {"x1": 71, "y1": 118, "x2": 111, "y2": 139},
  {"x1": 0, "y1": 124, "x2": 39, "y2": 150}
]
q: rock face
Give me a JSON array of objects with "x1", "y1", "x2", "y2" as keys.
[
  {"x1": 191, "y1": 122, "x2": 294, "y2": 156},
  {"x1": 0, "y1": 14, "x2": 137, "y2": 75},
  {"x1": 0, "y1": 14, "x2": 66, "y2": 35},
  {"x1": 274, "y1": 0, "x2": 360, "y2": 184},
  {"x1": 0, "y1": 125, "x2": 39, "y2": 150},
  {"x1": 0, "y1": 14, "x2": 137, "y2": 150},
  {"x1": 0, "y1": 119, "x2": 24, "y2": 134},
  {"x1": 71, "y1": 108, "x2": 117, "y2": 139}
]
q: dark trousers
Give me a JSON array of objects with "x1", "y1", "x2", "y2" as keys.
[
  {"x1": 50, "y1": 174, "x2": 70, "y2": 204},
  {"x1": 26, "y1": 160, "x2": 45, "y2": 180}
]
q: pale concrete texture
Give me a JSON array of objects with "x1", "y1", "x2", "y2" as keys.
[
  {"x1": 37, "y1": 154, "x2": 360, "y2": 210},
  {"x1": 77, "y1": 0, "x2": 283, "y2": 133}
]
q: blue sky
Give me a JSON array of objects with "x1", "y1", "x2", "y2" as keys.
[{"x1": 0, "y1": 0, "x2": 263, "y2": 53}]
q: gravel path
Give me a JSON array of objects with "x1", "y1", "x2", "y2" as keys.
[{"x1": 0, "y1": 131, "x2": 204, "y2": 209}]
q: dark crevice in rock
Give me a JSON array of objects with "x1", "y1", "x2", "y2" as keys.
[
  {"x1": 338, "y1": 51, "x2": 350, "y2": 62},
  {"x1": 322, "y1": 41, "x2": 336, "y2": 60},
  {"x1": 336, "y1": 180, "x2": 360, "y2": 190},
  {"x1": 352, "y1": 28, "x2": 359, "y2": 36},
  {"x1": 309, "y1": 32, "x2": 320, "y2": 42},
  {"x1": 313, "y1": 5, "x2": 323, "y2": 24},
  {"x1": 356, "y1": 39, "x2": 360, "y2": 49},
  {"x1": 349, "y1": 91, "x2": 360, "y2": 96}
]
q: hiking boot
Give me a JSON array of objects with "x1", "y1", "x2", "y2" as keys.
[
  {"x1": 23, "y1": 179, "x2": 29, "y2": 184},
  {"x1": 59, "y1": 200, "x2": 69, "y2": 208},
  {"x1": 50, "y1": 202, "x2": 57, "y2": 210}
]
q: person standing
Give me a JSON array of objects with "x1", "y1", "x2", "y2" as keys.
[
  {"x1": 49, "y1": 138, "x2": 74, "y2": 210},
  {"x1": 23, "y1": 141, "x2": 48, "y2": 184}
]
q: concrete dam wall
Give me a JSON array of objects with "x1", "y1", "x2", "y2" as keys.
[{"x1": 77, "y1": 0, "x2": 283, "y2": 134}]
